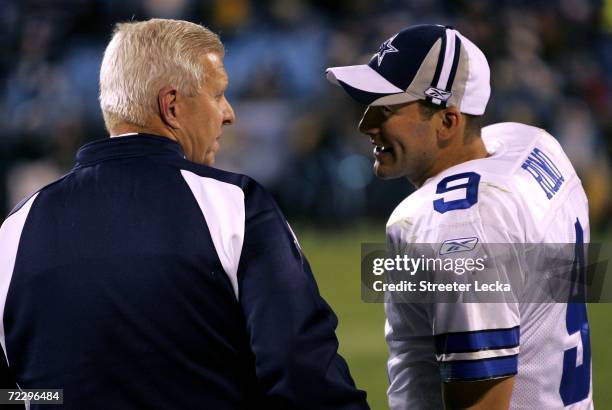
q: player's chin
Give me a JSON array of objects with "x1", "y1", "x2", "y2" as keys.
[{"x1": 373, "y1": 161, "x2": 402, "y2": 180}]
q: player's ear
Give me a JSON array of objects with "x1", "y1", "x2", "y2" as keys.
[
  {"x1": 436, "y1": 107, "x2": 461, "y2": 143},
  {"x1": 158, "y1": 86, "x2": 180, "y2": 129}
]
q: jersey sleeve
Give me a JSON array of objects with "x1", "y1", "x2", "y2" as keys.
[
  {"x1": 237, "y1": 179, "x2": 369, "y2": 410},
  {"x1": 429, "y1": 304, "x2": 520, "y2": 381}
]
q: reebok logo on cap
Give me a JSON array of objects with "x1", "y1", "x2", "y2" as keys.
[{"x1": 424, "y1": 87, "x2": 452, "y2": 101}]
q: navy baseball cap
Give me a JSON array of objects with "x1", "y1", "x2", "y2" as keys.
[{"x1": 326, "y1": 24, "x2": 490, "y2": 115}]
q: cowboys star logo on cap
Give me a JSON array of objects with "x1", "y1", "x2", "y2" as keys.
[{"x1": 374, "y1": 34, "x2": 398, "y2": 66}]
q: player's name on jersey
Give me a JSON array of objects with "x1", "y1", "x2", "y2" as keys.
[{"x1": 372, "y1": 280, "x2": 511, "y2": 293}]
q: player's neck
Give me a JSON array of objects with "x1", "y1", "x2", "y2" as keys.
[
  {"x1": 109, "y1": 120, "x2": 177, "y2": 142},
  {"x1": 452, "y1": 134, "x2": 489, "y2": 163},
  {"x1": 417, "y1": 135, "x2": 489, "y2": 187}
]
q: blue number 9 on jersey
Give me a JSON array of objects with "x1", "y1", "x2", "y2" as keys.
[
  {"x1": 433, "y1": 172, "x2": 481, "y2": 214},
  {"x1": 560, "y1": 219, "x2": 591, "y2": 405}
]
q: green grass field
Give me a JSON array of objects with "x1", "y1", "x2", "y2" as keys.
[{"x1": 295, "y1": 224, "x2": 612, "y2": 410}]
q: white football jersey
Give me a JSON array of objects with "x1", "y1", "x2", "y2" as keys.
[{"x1": 385, "y1": 122, "x2": 592, "y2": 410}]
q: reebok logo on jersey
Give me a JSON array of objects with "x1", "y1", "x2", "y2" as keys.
[
  {"x1": 424, "y1": 87, "x2": 452, "y2": 101},
  {"x1": 439, "y1": 237, "x2": 479, "y2": 255}
]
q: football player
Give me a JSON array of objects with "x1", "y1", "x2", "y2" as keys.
[{"x1": 327, "y1": 24, "x2": 592, "y2": 409}]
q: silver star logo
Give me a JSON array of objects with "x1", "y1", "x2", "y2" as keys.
[{"x1": 374, "y1": 35, "x2": 399, "y2": 66}]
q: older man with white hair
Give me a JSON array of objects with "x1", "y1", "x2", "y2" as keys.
[{"x1": 0, "y1": 19, "x2": 369, "y2": 409}]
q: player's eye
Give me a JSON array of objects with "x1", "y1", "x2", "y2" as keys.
[{"x1": 381, "y1": 105, "x2": 393, "y2": 118}]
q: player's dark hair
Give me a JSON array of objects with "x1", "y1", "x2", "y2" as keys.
[{"x1": 417, "y1": 100, "x2": 482, "y2": 140}]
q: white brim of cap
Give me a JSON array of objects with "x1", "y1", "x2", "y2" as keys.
[
  {"x1": 326, "y1": 65, "x2": 423, "y2": 106},
  {"x1": 326, "y1": 64, "x2": 402, "y2": 92}
]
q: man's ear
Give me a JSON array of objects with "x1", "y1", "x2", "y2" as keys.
[
  {"x1": 436, "y1": 107, "x2": 462, "y2": 142},
  {"x1": 158, "y1": 86, "x2": 180, "y2": 129}
]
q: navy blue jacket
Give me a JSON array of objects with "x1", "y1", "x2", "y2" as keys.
[{"x1": 0, "y1": 135, "x2": 369, "y2": 409}]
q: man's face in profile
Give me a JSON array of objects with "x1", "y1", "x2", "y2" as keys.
[
  {"x1": 359, "y1": 102, "x2": 438, "y2": 186},
  {"x1": 177, "y1": 52, "x2": 235, "y2": 166}
]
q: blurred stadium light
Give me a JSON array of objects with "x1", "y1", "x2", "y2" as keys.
[{"x1": 0, "y1": 0, "x2": 609, "y2": 232}]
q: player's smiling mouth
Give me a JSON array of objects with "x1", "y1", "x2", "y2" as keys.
[{"x1": 373, "y1": 142, "x2": 393, "y2": 155}]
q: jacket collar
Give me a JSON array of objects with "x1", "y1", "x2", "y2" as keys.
[{"x1": 75, "y1": 134, "x2": 185, "y2": 166}]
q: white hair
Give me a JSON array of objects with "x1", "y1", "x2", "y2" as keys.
[{"x1": 99, "y1": 19, "x2": 224, "y2": 131}]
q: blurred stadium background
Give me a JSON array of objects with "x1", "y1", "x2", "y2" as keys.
[{"x1": 1, "y1": 0, "x2": 610, "y2": 408}]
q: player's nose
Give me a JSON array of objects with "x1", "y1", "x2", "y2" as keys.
[{"x1": 358, "y1": 106, "x2": 381, "y2": 136}]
